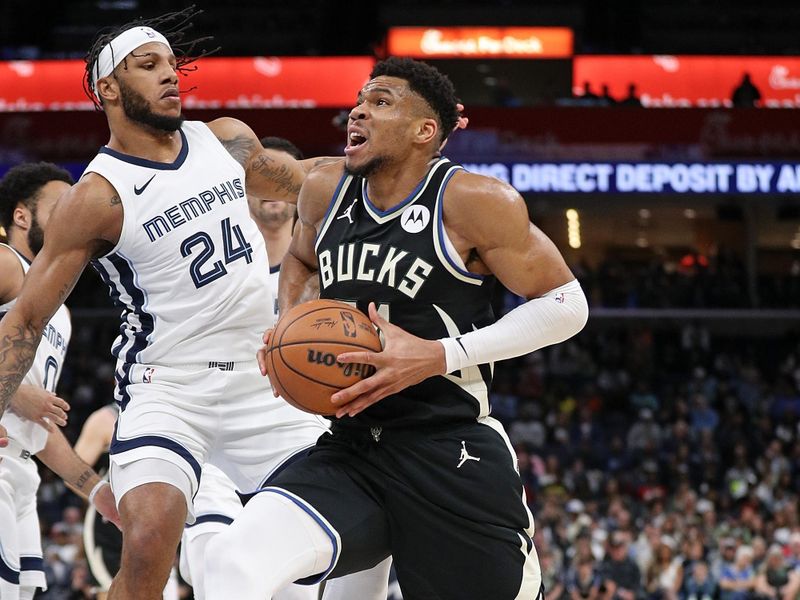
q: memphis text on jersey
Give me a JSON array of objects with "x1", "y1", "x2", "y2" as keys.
[
  {"x1": 318, "y1": 243, "x2": 433, "y2": 300},
  {"x1": 142, "y1": 178, "x2": 245, "y2": 243},
  {"x1": 42, "y1": 322, "x2": 68, "y2": 358}
]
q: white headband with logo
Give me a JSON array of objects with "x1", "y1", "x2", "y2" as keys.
[{"x1": 92, "y1": 26, "x2": 172, "y2": 97}]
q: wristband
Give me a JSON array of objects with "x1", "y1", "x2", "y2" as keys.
[{"x1": 88, "y1": 480, "x2": 109, "y2": 505}]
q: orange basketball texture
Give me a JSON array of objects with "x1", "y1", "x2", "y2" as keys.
[{"x1": 267, "y1": 300, "x2": 383, "y2": 415}]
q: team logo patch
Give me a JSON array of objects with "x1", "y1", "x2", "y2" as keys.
[
  {"x1": 143, "y1": 367, "x2": 155, "y2": 383},
  {"x1": 400, "y1": 205, "x2": 430, "y2": 234}
]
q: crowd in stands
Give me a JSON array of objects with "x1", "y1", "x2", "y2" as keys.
[
  {"x1": 574, "y1": 254, "x2": 800, "y2": 309},
  {"x1": 27, "y1": 271, "x2": 800, "y2": 598}
]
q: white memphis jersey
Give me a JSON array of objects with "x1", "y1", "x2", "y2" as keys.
[
  {"x1": 0, "y1": 244, "x2": 71, "y2": 453},
  {"x1": 84, "y1": 122, "x2": 273, "y2": 378}
]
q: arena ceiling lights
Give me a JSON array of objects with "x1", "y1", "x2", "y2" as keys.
[{"x1": 386, "y1": 27, "x2": 574, "y2": 59}]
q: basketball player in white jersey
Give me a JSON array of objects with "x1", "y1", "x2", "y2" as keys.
[
  {"x1": 0, "y1": 9, "x2": 392, "y2": 600},
  {"x1": 0, "y1": 162, "x2": 120, "y2": 600}
]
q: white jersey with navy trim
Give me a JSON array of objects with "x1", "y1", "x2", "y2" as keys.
[
  {"x1": 0, "y1": 244, "x2": 71, "y2": 454},
  {"x1": 83, "y1": 122, "x2": 273, "y2": 392}
]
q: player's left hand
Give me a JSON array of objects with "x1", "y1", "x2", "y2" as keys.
[
  {"x1": 438, "y1": 103, "x2": 468, "y2": 154},
  {"x1": 93, "y1": 483, "x2": 122, "y2": 530},
  {"x1": 9, "y1": 385, "x2": 70, "y2": 430},
  {"x1": 332, "y1": 302, "x2": 447, "y2": 418},
  {"x1": 455, "y1": 102, "x2": 469, "y2": 131}
]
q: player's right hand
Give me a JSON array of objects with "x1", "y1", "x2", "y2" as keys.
[
  {"x1": 0, "y1": 423, "x2": 8, "y2": 448},
  {"x1": 9, "y1": 385, "x2": 70, "y2": 430},
  {"x1": 93, "y1": 483, "x2": 122, "y2": 530}
]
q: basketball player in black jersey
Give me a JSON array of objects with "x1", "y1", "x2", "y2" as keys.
[{"x1": 205, "y1": 58, "x2": 588, "y2": 600}]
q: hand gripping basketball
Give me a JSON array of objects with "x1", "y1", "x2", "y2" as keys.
[
  {"x1": 331, "y1": 302, "x2": 448, "y2": 418},
  {"x1": 264, "y1": 300, "x2": 383, "y2": 415}
]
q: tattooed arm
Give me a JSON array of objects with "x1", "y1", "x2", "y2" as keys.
[
  {"x1": 0, "y1": 174, "x2": 121, "y2": 419},
  {"x1": 37, "y1": 427, "x2": 121, "y2": 527},
  {"x1": 207, "y1": 117, "x2": 341, "y2": 203}
]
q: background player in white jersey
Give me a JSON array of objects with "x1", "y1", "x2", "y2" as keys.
[
  {"x1": 0, "y1": 9, "x2": 391, "y2": 600},
  {"x1": 0, "y1": 162, "x2": 120, "y2": 600},
  {"x1": 75, "y1": 403, "x2": 179, "y2": 600},
  {"x1": 204, "y1": 58, "x2": 588, "y2": 600}
]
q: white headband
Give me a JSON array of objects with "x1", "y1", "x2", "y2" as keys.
[{"x1": 92, "y1": 26, "x2": 172, "y2": 97}]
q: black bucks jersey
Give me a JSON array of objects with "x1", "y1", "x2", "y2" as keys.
[{"x1": 315, "y1": 158, "x2": 495, "y2": 428}]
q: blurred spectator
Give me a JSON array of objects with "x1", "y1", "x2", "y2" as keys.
[
  {"x1": 601, "y1": 85, "x2": 617, "y2": 106},
  {"x1": 646, "y1": 536, "x2": 684, "y2": 600},
  {"x1": 627, "y1": 409, "x2": 663, "y2": 452},
  {"x1": 580, "y1": 81, "x2": 600, "y2": 102},
  {"x1": 754, "y1": 544, "x2": 800, "y2": 600},
  {"x1": 681, "y1": 561, "x2": 718, "y2": 600},
  {"x1": 731, "y1": 73, "x2": 762, "y2": 108},
  {"x1": 719, "y1": 545, "x2": 756, "y2": 600},
  {"x1": 621, "y1": 84, "x2": 642, "y2": 107},
  {"x1": 567, "y1": 557, "x2": 602, "y2": 600},
  {"x1": 600, "y1": 531, "x2": 644, "y2": 600}
]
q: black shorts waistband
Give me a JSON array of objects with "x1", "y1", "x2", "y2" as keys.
[{"x1": 330, "y1": 419, "x2": 476, "y2": 442}]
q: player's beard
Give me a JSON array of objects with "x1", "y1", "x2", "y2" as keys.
[
  {"x1": 119, "y1": 78, "x2": 185, "y2": 132},
  {"x1": 27, "y1": 212, "x2": 45, "y2": 255},
  {"x1": 345, "y1": 156, "x2": 387, "y2": 179},
  {"x1": 262, "y1": 204, "x2": 293, "y2": 227}
]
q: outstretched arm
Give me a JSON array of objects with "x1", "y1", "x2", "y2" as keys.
[
  {"x1": 208, "y1": 117, "x2": 327, "y2": 203},
  {"x1": 74, "y1": 405, "x2": 117, "y2": 466},
  {"x1": 38, "y1": 427, "x2": 120, "y2": 527}
]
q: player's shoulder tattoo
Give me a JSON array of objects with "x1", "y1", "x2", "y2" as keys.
[{"x1": 218, "y1": 134, "x2": 260, "y2": 168}]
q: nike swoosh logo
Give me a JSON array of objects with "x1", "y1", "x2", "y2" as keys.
[
  {"x1": 456, "y1": 336, "x2": 468, "y2": 356},
  {"x1": 134, "y1": 174, "x2": 156, "y2": 195}
]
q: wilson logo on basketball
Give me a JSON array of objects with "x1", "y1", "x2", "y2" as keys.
[
  {"x1": 305, "y1": 350, "x2": 377, "y2": 378},
  {"x1": 307, "y1": 350, "x2": 337, "y2": 366}
]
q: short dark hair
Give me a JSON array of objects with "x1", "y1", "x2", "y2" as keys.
[
  {"x1": 0, "y1": 162, "x2": 74, "y2": 230},
  {"x1": 260, "y1": 137, "x2": 304, "y2": 160},
  {"x1": 370, "y1": 57, "x2": 459, "y2": 146},
  {"x1": 83, "y1": 6, "x2": 218, "y2": 109}
]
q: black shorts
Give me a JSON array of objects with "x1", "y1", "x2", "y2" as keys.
[
  {"x1": 83, "y1": 504, "x2": 123, "y2": 590},
  {"x1": 268, "y1": 418, "x2": 542, "y2": 600}
]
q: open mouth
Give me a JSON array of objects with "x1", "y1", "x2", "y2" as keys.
[
  {"x1": 161, "y1": 89, "x2": 180, "y2": 100},
  {"x1": 345, "y1": 130, "x2": 368, "y2": 154}
]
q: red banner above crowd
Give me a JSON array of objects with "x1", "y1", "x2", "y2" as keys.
[
  {"x1": 574, "y1": 56, "x2": 800, "y2": 108},
  {"x1": 0, "y1": 56, "x2": 375, "y2": 111},
  {"x1": 387, "y1": 27, "x2": 574, "y2": 59}
]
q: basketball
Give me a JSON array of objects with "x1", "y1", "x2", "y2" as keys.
[{"x1": 266, "y1": 299, "x2": 383, "y2": 415}]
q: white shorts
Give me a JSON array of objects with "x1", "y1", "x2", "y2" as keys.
[
  {"x1": 185, "y1": 463, "x2": 243, "y2": 540},
  {"x1": 0, "y1": 453, "x2": 47, "y2": 591},
  {"x1": 109, "y1": 362, "x2": 327, "y2": 523}
]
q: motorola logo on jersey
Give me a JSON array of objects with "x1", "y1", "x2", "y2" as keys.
[
  {"x1": 400, "y1": 205, "x2": 430, "y2": 234},
  {"x1": 318, "y1": 243, "x2": 433, "y2": 299}
]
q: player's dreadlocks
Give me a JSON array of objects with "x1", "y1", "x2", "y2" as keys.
[{"x1": 82, "y1": 5, "x2": 218, "y2": 109}]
